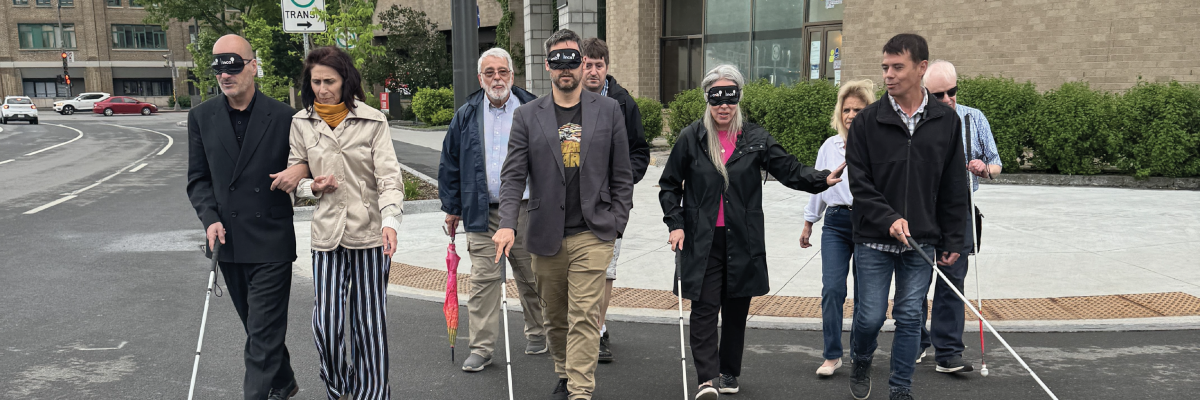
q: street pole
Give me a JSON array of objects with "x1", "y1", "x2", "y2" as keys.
[
  {"x1": 303, "y1": 33, "x2": 311, "y2": 57},
  {"x1": 165, "y1": 52, "x2": 179, "y2": 111},
  {"x1": 56, "y1": 0, "x2": 70, "y2": 97},
  {"x1": 450, "y1": 0, "x2": 480, "y2": 108}
]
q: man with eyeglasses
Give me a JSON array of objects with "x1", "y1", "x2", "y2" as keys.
[
  {"x1": 493, "y1": 29, "x2": 634, "y2": 400},
  {"x1": 438, "y1": 47, "x2": 547, "y2": 373},
  {"x1": 186, "y1": 34, "x2": 308, "y2": 400},
  {"x1": 579, "y1": 37, "x2": 650, "y2": 364},
  {"x1": 916, "y1": 59, "x2": 1002, "y2": 375}
]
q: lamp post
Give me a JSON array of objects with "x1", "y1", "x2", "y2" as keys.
[{"x1": 163, "y1": 52, "x2": 179, "y2": 111}]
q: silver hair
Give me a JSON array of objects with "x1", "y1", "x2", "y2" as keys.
[
  {"x1": 700, "y1": 64, "x2": 746, "y2": 189},
  {"x1": 477, "y1": 47, "x2": 515, "y2": 74},
  {"x1": 923, "y1": 59, "x2": 958, "y2": 86}
]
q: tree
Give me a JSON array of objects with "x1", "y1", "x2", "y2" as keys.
[
  {"x1": 364, "y1": 5, "x2": 453, "y2": 96},
  {"x1": 312, "y1": 0, "x2": 384, "y2": 70},
  {"x1": 244, "y1": 16, "x2": 301, "y2": 104}
]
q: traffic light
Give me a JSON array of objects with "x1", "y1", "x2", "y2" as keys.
[
  {"x1": 56, "y1": 75, "x2": 64, "y2": 85},
  {"x1": 65, "y1": 75, "x2": 71, "y2": 85},
  {"x1": 61, "y1": 51, "x2": 68, "y2": 70}
]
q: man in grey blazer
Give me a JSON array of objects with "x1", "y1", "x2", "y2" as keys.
[{"x1": 492, "y1": 29, "x2": 634, "y2": 400}]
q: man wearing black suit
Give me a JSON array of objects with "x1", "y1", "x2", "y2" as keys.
[{"x1": 186, "y1": 35, "x2": 307, "y2": 400}]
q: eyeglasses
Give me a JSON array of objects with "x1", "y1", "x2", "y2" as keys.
[
  {"x1": 931, "y1": 86, "x2": 958, "y2": 100},
  {"x1": 482, "y1": 69, "x2": 511, "y2": 78}
]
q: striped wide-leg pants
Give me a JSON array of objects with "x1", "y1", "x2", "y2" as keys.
[{"x1": 312, "y1": 246, "x2": 391, "y2": 400}]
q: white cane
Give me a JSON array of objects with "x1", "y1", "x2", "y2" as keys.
[
  {"x1": 674, "y1": 250, "x2": 689, "y2": 400},
  {"x1": 187, "y1": 241, "x2": 221, "y2": 400},
  {"x1": 498, "y1": 258, "x2": 516, "y2": 400},
  {"x1": 965, "y1": 115, "x2": 989, "y2": 376}
]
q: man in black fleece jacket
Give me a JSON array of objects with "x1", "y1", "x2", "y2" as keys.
[
  {"x1": 580, "y1": 37, "x2": 650, "y2": 364},
  {"x1": 844, "y1": 33, "x2": 968, "y2": 400}
]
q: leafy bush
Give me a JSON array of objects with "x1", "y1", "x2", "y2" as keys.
[
  {"x1": 430, "y1": 108, "x2": 455, "y2": 126},
  {"x1": 957, "y1": 76, "x2": 1042, "y2": 172},
  {"x1": 1027, "y1": 82, "x2": 1119, "y2": 175},
  {"x1": 666, "y1": 88, "x2": 705, "y2": 146},
  {"x1": 634, "y1": 97, "x2": 663, "y2": 143},
  {"x1": 760, "y1": 80, "x2": 840, "y2": 165},
  {"x1": 411, "y1": 87, "x2": 454, "y2": 125},
  {"x1": 365, "y1": 91, "x2": 382, "y2": 110},
  {"x1": 400, "y1": 103, "x2": 416, "y2": 120},
  {"x1": 178, "y1": 95, "x2": 191, "y2": 108},
  {"x1": 738, "y1": 79, "x2": 778, "y2": 126},
  {"x1": 1114, "y1": 81, "x2": 1200, "y2": 178},
  {"x1": 167, "y1": 96, "x2": 176, "y2": 108}
]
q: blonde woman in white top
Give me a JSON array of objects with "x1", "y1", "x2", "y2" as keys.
[{"x1": 800, "y1": 79, "x2": 876, "y2": 377}]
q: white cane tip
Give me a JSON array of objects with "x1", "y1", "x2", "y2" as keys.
[{"x1": 981, "y1": 368, "x2": 989, "y2": 377}]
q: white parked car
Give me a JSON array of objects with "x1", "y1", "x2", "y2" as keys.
[
  {"x1": 2, "y1": 96, "x2": 38, "y2": 124},
  {"x1": 54, "y1": 92, "x2": 111, "y2": 115}
]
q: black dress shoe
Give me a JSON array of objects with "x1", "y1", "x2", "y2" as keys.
[
  {"x1": 598, "y1": 331, "x2": 614, "y2": 363},
  {"x1": 267, "y1": 381, "x2": 298, "y2": 400},
  {"x1": 550, "y1": 378, "x2": 569, "y2": 400}
]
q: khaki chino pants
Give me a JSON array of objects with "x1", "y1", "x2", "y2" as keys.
[
  {"x1": 465, "y1": 204, "x2": 546, "y2": 358},
  {"x1": 532, "y1": 231, "x2": 613, "y2": 400}
]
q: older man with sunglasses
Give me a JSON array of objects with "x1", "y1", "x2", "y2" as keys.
[
  {"x1": 916, "y1": 60, "x2": 1002, "y2": 374},
  {"x1": 186, "y1": 34, "x2": 309, "y2": 400}
]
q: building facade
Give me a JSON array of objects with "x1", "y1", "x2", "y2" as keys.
[
  {"x1": 0, "y1": 0, "x2": 194, "y2": 106},
  {"x1": 380, "y1": 0, "x2": 1199, "y2": 101}
]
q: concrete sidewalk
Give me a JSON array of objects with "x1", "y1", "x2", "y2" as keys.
[{"x1": 294, "y1": 160, "x2": 1200, "y2": 330}]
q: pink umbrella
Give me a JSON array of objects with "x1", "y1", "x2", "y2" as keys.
[{"x1": 443, "y1": 228, "x2": 461, "y2": 362}]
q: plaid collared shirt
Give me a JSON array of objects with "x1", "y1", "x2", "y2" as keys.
[{"x1": 864, "y1": 90, "x2": 931, "y2": 254}]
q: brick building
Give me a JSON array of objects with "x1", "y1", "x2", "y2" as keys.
[
  {"x1": 376, "y1": 0, "x2": 1198, "y2": 102},
  {"x1": 0, "y1": 0, "x2": 194, "y2": 107}
]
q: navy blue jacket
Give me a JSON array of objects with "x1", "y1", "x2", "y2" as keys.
[{"x1": 438, "y1": 86, "x2": 538, "y2": 232}]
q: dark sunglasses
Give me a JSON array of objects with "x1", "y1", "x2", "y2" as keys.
[
  {"x1": 547, "y1": 49, "x2": 582, "y2": 70},
  {"x1": 931, "y1": 86, "x2": 958, "y2": 100},
  {"x1": 706, "y1": 85, "x2": 741, "y2": 106},
  {"x1": 211, "y1": 53, "x2": 252, "y2": 76}
]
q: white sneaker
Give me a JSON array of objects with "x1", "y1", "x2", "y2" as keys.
[
  {"x1": 816, "y1": 359, "x2": 843, "y2": 376},
  {"x1": 916, "y1": 349, "x2": 927, "y2": 364},
  {"x1": 695, "y1": 385, "x2": 719, "y2": 400}
]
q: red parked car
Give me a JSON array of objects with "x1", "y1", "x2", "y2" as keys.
[{"x1": 93, "y1": 96, "x2": 158, "y2": 116}]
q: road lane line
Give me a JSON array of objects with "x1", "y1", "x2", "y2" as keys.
[
  {"x1": 24, "y1": 124, "x2": 84, "y2": 156},
  {"x1": 104, "y1": 124, "x2": 173, "y2": 156},
  {"x1": 24, "y1": 195, "x2": 77, "y2": 214},
  {"x1": 0, "y1": 159, "x2": 13, "y2": 165},
  {"x1": 129, "y1": 163, "x2": 148, "y2": 172}
]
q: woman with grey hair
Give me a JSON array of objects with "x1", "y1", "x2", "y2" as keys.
[
  {"x1": 800, "y1": 79, "x2": 876, "y2": 376},
  {"x1": 659, "y1": 64, "x2": 845, "y2": 399}
]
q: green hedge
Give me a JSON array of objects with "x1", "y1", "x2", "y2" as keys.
[
  {"x1": 1114, "y1": 81, "x2": 1200, "y2": 178},
  {"x1": 957, "y1": 76, "x2": 1041, "y2": 173},
  {"x1": 634, "y1": 97, "x2": 663, "y2": 142},
  {"x1": 411, "y1": 87, "x2": 454, "y2": 126},
  {"x1": 664, "y1": 76, "x2": 1200, "y2": 178}
]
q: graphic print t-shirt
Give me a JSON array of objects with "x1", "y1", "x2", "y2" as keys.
[{"x1": 555, "y1": 101, "x2": 588, "y2": 236}]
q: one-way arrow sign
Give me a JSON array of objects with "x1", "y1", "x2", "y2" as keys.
[{"x1": 282, "y1": 0, "x2": 326, "y2": 34}]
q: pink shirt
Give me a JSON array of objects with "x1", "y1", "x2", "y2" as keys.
[{"x1": 716, "y1": 130, "x2": 737, "y2": 227}]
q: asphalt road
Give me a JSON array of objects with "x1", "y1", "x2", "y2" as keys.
[{"x1": 0, "y1": 112, "x2": 1197, "y2": 399}]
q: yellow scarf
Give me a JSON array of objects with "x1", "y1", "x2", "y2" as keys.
[{"x1": 314, "y1": 102, "x2": 349, "y2": 128}]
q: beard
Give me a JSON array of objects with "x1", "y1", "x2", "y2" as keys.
[
  {"x1": 485, "y1": 83, "x2": 511, "y2": 103},
  {"x1": 553, "y1": 72, "x2": 579, "y2": 92}
]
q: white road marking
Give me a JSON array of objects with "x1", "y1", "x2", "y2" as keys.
[
  {"x1": 0, "y1": 159, "x2": 13, "y2": 165},
  {"x1": 129, "y1": 163, "x2": 148, "y2": 172},
  {"x1": 20, "y1": 124, "x2": 175, "y2": 214},
  {"x1": 24, "y1": 195, "x2": 77, "y2": 214},
  {"x1": 104, "y1": 124, "x2": 173, "y2": 156},
  {"x1": 74, "y1": 341, "x2": 128, "y2": 351},
  {"x1": 24, "y1": 124, "x2": 84, "y2": 156}
]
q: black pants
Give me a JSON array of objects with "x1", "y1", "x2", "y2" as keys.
[
  {"x1": 690, "y1": 228, "x2": 752, "y2": 384},
  {"x1": 219, "y1": 261, "x2": 296, "y2": 400},
  {"x1": 919, "y1": 226, "x2": 974, "y2": 363}
]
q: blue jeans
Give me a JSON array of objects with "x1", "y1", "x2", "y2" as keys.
[
  {"x1": 819, "y1": 207, "x2": 856, "y2": 360},
  {"x1": 850, "y1": 243, "x2": 934, "y2": 391}
]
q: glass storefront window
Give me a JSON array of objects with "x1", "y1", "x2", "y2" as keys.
[
  {"x1": 808, "y1": 0, "x2": 845, "y2": 23},
  {"x1": 704, "y1": 0, "x2": 751, "y2": 73},
  {"x1": 751, "y1": 0, "x2": 805, "y2": 85},
  {"x1": 663, "y1": 0, "x2": 702, "y2": 37}
]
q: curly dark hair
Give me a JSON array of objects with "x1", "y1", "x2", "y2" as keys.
[{"x1": 301, "y1": 46, "x2": 365, "y2": 111}]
